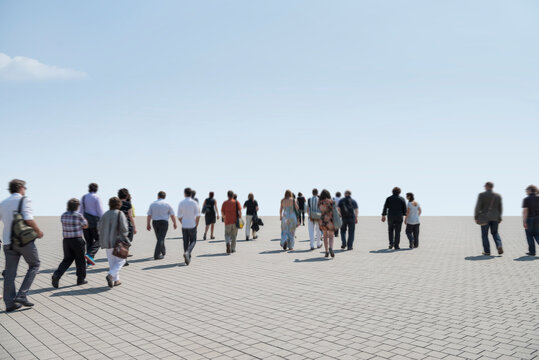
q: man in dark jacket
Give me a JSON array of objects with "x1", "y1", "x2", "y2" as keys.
[
  {"x1": 381, "y1": 187, "x2": 407, "y2": 249},
  {"x1": 474, "y1": 182, "x2": 503, "y2": 255}
]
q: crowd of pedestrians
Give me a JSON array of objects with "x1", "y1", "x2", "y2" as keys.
[{"x1": 0, "y1": 179, "x2": 538, "y2": 312}]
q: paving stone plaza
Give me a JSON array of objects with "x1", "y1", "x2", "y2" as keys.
[{"x1": 0, "y1": 216, "x2": 538, "y2": 359}]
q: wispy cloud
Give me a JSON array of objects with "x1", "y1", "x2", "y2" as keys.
[{"x1": 0, "y1": 53, "x2": 87, "y2": 81}]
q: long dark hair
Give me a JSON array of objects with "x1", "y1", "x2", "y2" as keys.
[{"x1": 319, "y1": 189, "x2": 331, "y2": 201}]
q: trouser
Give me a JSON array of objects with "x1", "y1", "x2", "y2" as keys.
[
  {"x1": 388, "y1": 217, "x2": 403, "y2": 247},
  {"x1": 525, "y1": 216, "x2": 539, "y2": 255},
  {"x1": 481, "y1": 221, "x2": 502, "y2": 254},
  {"x1": 83, "y1": 227, "x2": 100, "y2": 257},
  {"x1": 182, "y1": 227, "x2": 197, "y2": 256},
  {"x1": 53, "y1": 237, "x2": 86, "y2": 281},
  {"x1": 245, "y1": 215, "x2": 257, "y2": 238},
  {"x1": 3, "y1": 241, "x2": 40, "y2": 307},
  {"x1": 224, "y1": 224, "x2": 238, "y2": 251},
  {"x1": 308, "y1": 220, "x2": 321, "y2": 248},
  {"x1": 106, "y1": 249, "x2": 125, "y2": 281},
  {"x1": 341, "y1": 218, "x2": 356, "y2": 249},
  {"x1": 299, "y1": 210, "x2": 305, "y2": 224},
  {"x1": 406, "y1": 224, "x2": 420, "y2": 247},
  {"x1": 153, "y1": 220, "x2": 168, "y2": 259}
]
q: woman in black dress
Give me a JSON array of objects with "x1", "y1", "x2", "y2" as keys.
[
  {"x1": 118, "y1": 188, "x2": 136, "y2": 265},
  {"x1": 202, "y1": 192, "x2": 219, "y2": 240}
]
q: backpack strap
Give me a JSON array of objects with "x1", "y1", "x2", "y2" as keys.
[{"x1": 17, "y1": 196, "x2": 26, "y2": 214}]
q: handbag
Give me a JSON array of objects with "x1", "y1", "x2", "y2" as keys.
[
  {"x1": 11, "y1": 196, "x2": 38, "y2": 247},
  {"x1": 309, "y1": 197, "x2": 322, "y2": 221},
  {"x1": 477, "y1": 195, "x2": 496, "y2": 226},
  {"x1": 332, "y1": 201, "x2": 343, "y2": 229},
  {"x1": 112, "y1": 212, "x2": 130, "y2": 259},
  {"x1": 235, "y1": 200, "x2": 244, "y2": 229}
]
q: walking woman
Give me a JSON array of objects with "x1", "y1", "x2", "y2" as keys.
[
  {"x1": 319, "y1": 189, "x2": 336, "y2": 257},
  {"x1": 405, "y1": 192, "x2": 421, "y2": 248},
  {"x1": 202, "y1": 192, "x2": 219, "y2": 240},
  {"x1": 280, "y1": 190, "x2": 299, "y2": 251},
  {"x1": 118, "y1": 188, "x2": 136, "y2": 265},
  {"x1": 98, "y1": 197, "x2": 130, "y2": 288}
]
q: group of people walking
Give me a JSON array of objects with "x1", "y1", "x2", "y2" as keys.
[{"x1": 0, "y1": 179, "x2": 538, "y2": 312}]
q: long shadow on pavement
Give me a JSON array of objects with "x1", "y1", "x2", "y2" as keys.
[
  {"x1": 142, "y1": 263, "x2": 186, "y2": 270},
  {"x1": 513, "y1": 256, "x2": 538, "y2": 261},
  {"x1": 294, "y1": 257, "x2": 330, "y2": 263},
  {"x1": 209, "y1": 240, "x2": 224, "y2": 243},
  {"x1": 30, "y1": 284, "x2": 77, "y2": 295},
  {"x1": 197, "y1": 253, "x2": 229, "y2": 258},
  {"x1": 259, "y1": 250, "x2": 285, "y2": 254},
  {"x1": 124, "y1": 257, "x2": 154, "y2": 264},
  {"x1": 370, "y1": 249, "x2": 395, "y2": 254},
  {"x1": 50, "y1": 286, "x2": 110, "y2": 297},
  {"x1": 465, "y1": 255, "x2": 496, "y2": 261},
  {"x1": 0, "y1": 307, "x2": 32, "y2": 315}
]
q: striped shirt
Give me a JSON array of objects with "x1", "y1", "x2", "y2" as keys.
[
  {"x1": 307, "y1": 196, "x2": 320, "y2": 217},
  {"x1": 61, "y1": 211, "x2": 87, "y2": 238}
]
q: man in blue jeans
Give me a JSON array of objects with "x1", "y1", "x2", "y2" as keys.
[
  {"x1": 474, "y1": 182, "x2": 504, "y2": 256},
  {"x1": 522, "y1": 185, "x2": 539, "y2": 256},
  {"x1": 338, "y1": 191, "x2": 358, "y2": 250}
]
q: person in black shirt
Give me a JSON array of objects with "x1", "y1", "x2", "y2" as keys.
[
  {"x1": 118, "y1": 188, "x2": 136, "y2": 265},
  {"x1": 297, "y1": 193, "x2": 306, "y2": 226},
  {"x1": 523, "y1": 185, "x2": 539, "y2": 256},
  {"x1": 381, "y1": 187, "x2": 407, "y2": 249},
  {"x1": 202, "y1": 192, "x2": 219, "y2": 240},
  {"x1": 243, "y1": 193, "x2": 259, "y2": 240},
  {"x1": 338, "y1": 190, "x2": 358, "y2": 250}
]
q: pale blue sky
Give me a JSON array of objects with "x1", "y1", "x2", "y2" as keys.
[{"x1": 0, "y1": 0, "x2": 537, "y2": 216}]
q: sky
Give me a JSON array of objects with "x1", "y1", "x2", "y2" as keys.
[{"x1": 0, "y1": 0, "x2": 538, "y2": 216}]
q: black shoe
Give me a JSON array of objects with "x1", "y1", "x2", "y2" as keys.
[
  {"x1": 127, "y1": 254, "x2": 133, "y2": 257},
  {"x1": 14, "y1": 298, "x2": 34, "y2": 307},
  {"x1": 283, "y1": 243, "x2": 287, "y2": 250},
  {"x1": 246, "y1": 237, "x2": 249, "y2": 241},
  {"x1": 497, "y1": 246, "x2": 504, "y2": 255},
  {"x1": 77, "y1": 280, "x2": 88, "y2": 286},
  {"x1": 410, "y1": 244, "x2": 413, "y2": 249},
  {"x1": 203, "y1": 234, "x2": 207, "y2": 240},
  {"x1": 184, "y1": 253, "x2": 190, "y2": 266},
  {"x1": 414, "y1": 244, "x2": 419, "y2": 248},
  {"x1": 123, "y1": 261, "x2": 129, "y2": 267},
  {"x1": 347, "y1": 247, "x2": 353, "y2": 251},
  {"x1": 526, "y1": 252, "x2": 536, "y2": 256},
  {"x1": 388, "y1": 245, "x2": 393, "y2": 249},
  {"x1": 231, "y1": 249, "x2": 236, "y2": 253},
  {"x1": 482, "y1": 252, "x2": 491, "y2": 256},
  {"x1": 155, "y1": 255, "x2": 164, "y2": 260},
  {"x1": 1, "y1": 270, "x2": 5, "y2": 278},
  {"x1": 52, "y1": 276, "x2": 59, "y2": 289},
  {"x1": 253, "y1": 236, "x2": 258, "y2": 239},
  {"x1": 106, "y1": 274, "x2": 114, "y2": 288},
  {"x1": 341, "y1": 245, "x2": 346, "y2": 250},
  {"x1": 325, "y1": 252, "x2": 329, "y2": 257},
  {"x1": 329, "y1": 248, "x2": 335, "y2": 257},
  {"x1": 6, "y1": 304, "x2": 22, "y2": 312},
  {"x1": 395, "y1": 247, "x2": 400, "y2": 250},
  {"x1": 310, "y1": 247, "x2": 315, "y2": 251},
  {"x1": 317, "y1": 244, "x2": 322, "y2": 249}
]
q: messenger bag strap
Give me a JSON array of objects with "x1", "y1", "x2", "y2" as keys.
[{"x1": 17, "y1": 196, "x2": 26, "y2": 214}]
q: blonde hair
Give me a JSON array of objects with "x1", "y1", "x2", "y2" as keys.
[{"x1": 284, "y1": 190, "x2": 292, "y2": 199}]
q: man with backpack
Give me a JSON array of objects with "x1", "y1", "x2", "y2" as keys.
[
  {"x1": 0, "y1": 179, "x2": 43, "y2": 312},
  {"x1": 338, "y1": 190, "x2": 358, "y2": 250}
]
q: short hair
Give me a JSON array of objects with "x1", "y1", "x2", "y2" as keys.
[
  {"x1": 191, "y1": 190, "x2": 196, "y2": 198},
  {"x1": 527, "y1": 185, "x2": 538, "y2": 194},
  {"x1": 485, "y1": 182, "x2": 494, "y2": 189},
  {"x1": 158, "y1": 191, "x2": 166, "y2": 199},
  {"x1": 406, "y1": 192, "x2": 415, "y2": 201},
  {"x1": 336, "y1": 192, "x2": 342, "y2": 197},
  {"x1": 227, "y1": 190, "x2": 234, "y2": 199},
  {"x1": 233, "y1": 194, "x2": 237, "y2": 200},
  {"x1": 248, "y1": 193, "x2": 254, "y2": 200},
  {"x1": 118, "y1": 188, "x2": 130, "y2": 200},
  {"x1": 298, "y1": 192, "x2": 303, "y2": 197},
  {"x1": 184, "y1": 187, "x2": 192, "y2": 197},
  {"x1": 209, "y1": 191, "x2": 214, "y2": 199},
  {"x1": 8, "y1": 179, "x2": 26, "y2": 194},
  {"x1": 88, "y1": 183, "x2": 98, "y2": 193},
  {"x1": 284, "y1": 190, "x2": 292, "y2": 199},
  {"x1": 344, "y1": 190, "x2": 351, "y2": 196},
  {"x1": 320, "y1": 189, "x2": 331, "y2": 201},
  {"x1": 312, "y1": 188, "x2": 318, "y2": 196},
  {"x1": 67, "y1": 198, "x2": 80, "y2": 212},
  {"x1": 392, "y1": 187, "x2": 401, "y2": 195},
  {"x1": 109, "y1": 197, "x2": 122, "y2": 210}
]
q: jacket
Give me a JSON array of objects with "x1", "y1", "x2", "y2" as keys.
[
  {"x1": 98, "y1": 210, "x2": 129, "y2": 249},
  {"x1": 474, "y1": 190, "x2": 502, "y2": 222}
]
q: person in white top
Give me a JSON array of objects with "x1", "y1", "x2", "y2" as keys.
[
  {"x1": 147, "y1": 191, "x2": 177, "y2": 260},
  {"x1": 333, "y1": 192, "x2": 342, "y2": 237},
  {"x1": 307, "y1": 188, "x2": 322, "y2": 250},
  {"x1": 177, "y1": 187, "x2": 201, "y2": 265},
  {"x1": 0, "y1": 179, "x2": 44, "y2": 312}
]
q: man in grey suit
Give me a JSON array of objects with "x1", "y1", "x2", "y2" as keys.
[{"x1": 474, "y1": 182, "x2": 503, "y2": 256}]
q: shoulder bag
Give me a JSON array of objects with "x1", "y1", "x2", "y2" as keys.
[
  {"x1": 112, "y1": 212, "x2": 130, "y2": 259},
  {"x1": 309, "y1": 197, "x2": 322, "y2": 221},
  {"x1": 11, "y1": 196, "x2": 38, "y2": 247},
  {"x1": 235, "y1": 201, "x2": 244, "y2": 229},
  {"x1": 332, "y1": 201, "x2": 343, "y2": 229}
]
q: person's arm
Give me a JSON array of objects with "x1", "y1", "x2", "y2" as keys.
[
  {"x1": 96, "y1": 197, "x2": 104, "y2": 218},
  {"x1": 119, "y1": 212, "x2": 130, "y2": 242},
  {"x1": 354, "y1": 208, "x2": 359, "y2": 224},
  {"x1": 25, "y1": 220, "x2": 44, "y2": 238},
  {"x1": 523, "y1": 208, "x2": 528, "y2": 229},
  {"x1": 279, "y1": 200, "x2": 284, "y2": 221},
  {"x1": 255, "y1": 201, "x2": 259, "y2": 213},
  {"x1": 405, "y1": 206, "x2": 410, "y2": 224},
  {"x1": 402, "y1": 198, "x2": 407, "y2": 216},
  {"x1": 80, "y1": 213, "x2": 88, "y2": 230},
  {"x1": 195, "y1": 204, "x2": 201, "y2": 227},
  {"x1": 147, "y1": 215, "x2": 152, "y2": 231},
  {"x1": 79, "y1": 196, "x2": 85, "y2": 214},
  {"x1": 418, "y1": 206, "x2": 422, "y2": 216},
  {"x1": 128, "y1": 208, "x2": 137, "y2": 234},
  {"x1": 381, "y1": 198, "x2": 388, "y2": 222},
  {"x1": 498, "y1": 195, "x2": 503, "y2": 223},
  {"x1": 170, "y1": 214, "x2": 178, "y2": 229},
  {"x1": 221, "y1": 203, "x2": 225, "y2": 223},
  {"x1": 474, "y1": 194, "x2": 482, "y2": 223}
]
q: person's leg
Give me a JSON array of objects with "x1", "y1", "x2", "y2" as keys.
[
  {"x1": 204, "y1": 224, "x2": 209, "y2": 238},
  {"x1": 15, "y1": 242, "x2": 40, "y2": 301},
  {"x1": 315, "y1": 222, "x2": 322, "y2": 247},
  {"x1": 525, "y1": 224, "x2": 535, "y2": 255},
  {"x1": 388, "y1": 219, "x2": 395, "y2": 248},
  {"x1": 54, "y1": 238, "x2": 76, "y2": 280},
  {"x1": 489, "y1": 221, "x2": 502, "y2": 250},
  {"x1": 3, "y1": 246, "x2": 21, "y2": 308},
  {"x1": 88, "y1": 227, "x2": 100, "y2": 258},
  {"x1": 182, "y1": 228, "x2": 189, "y2": 253},
  {"x1": 73, "y1": 237, "x2": 87, "y2": 282},
  {"x1": 405, "y1": 224, "x2": 414, "y2": 247},
  {"x1": 83, "y1": 227, "x2": 93, "y2": 255},
  {"x1": 289, "y1": 226, "x2": 295, "y2": 249},
  {"x1": 329, "y1": 232, "x2": 334, "y2": 250},
  {"x1": 224, "y1": 224, "x2": 232, "y2": 249},
  {"x1": 308, "y1": 220, "x2": 315, "y2": 248},
  {"x1": 348, "y1": 221, "x2": 356, "y2": 250},
  {"x1": 110, "y1": 254, "x2": 125, "y2": 281},
  {"x1": 323, "y1": 230, "x2": 329, "y2": 252},
  {"x1": 187, "y1": 228, "x2": 197, "y2": 257},
  {"x1": 413, "y1": 225, "x2": 420, "y2": 248},
  {"x1": 481, "y1": 224, "x2": 490, "y2": 254},
  {"x1": 210, "y1": 223, "x2": 215, "y2": 238},
  {"x1": 340, "y1": 222, "x2": 347, "y2": 249},
  {"x1": 245, "y1": 215, "x2": 252, "y2": 239},
  {"x1": 394, "y1": 220, "x2": 403, "y2": 249},
  {"x1": 153, "y1": 221, "x2": 162, "y2": 259},
  {"x1": 231, "y1": 226, "x2": 238, "y2": 252}
]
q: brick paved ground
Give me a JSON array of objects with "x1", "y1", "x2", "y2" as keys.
[{"x1": 0, "y1": 216, "x2": 538, "y2": 359}]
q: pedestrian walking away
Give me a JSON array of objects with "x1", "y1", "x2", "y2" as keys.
[
  {"x1": 522, "y1": 185, "x2": 539, "y2": 256},
  {"x1": 319, "y1": 189, "x2": 336, "y2": 258},
  {"x1": 177, "y1": 188, "x2": 201, "y2": 265},
  {"x1": 333, "y1": 192, "x2": 342, "y2": 237},
  {"x1": 202, "y1": 192, "x2": 219, "y2": 240},
  {"x1": 118, "y1": 188, "x2": 137, "y2": 266},
  {"x1": 381, "y1": 187, "x2": 407, "y2": 250},
  {"x1": 338, "y1": 190, "x2": 358, "y2": 250},
  {"x1": 307, "y1": 188, "x2": 322, "y2": 250},
  {"x1": 79, "y1": 183, "x2": 103, "y2": 266},
  {"x1": 221, "y1": 191, "x2": 241, "y2": 254},
  {"x1": 405, "y1": 192, "x2": 421, "y2": 249},
  {"x1": 297, "y1": 192, "x2": 306, "y2": 225},
  {"x1": 280, "y1": 190, "x2": 298, "y2": 251},
  {"x1": 147, "y1": 191, "x2": 177, "y2": 260},
  {"x1": 474, "y1": 182, "x2": 504, "y2": 256},
  {"x1": 244, "y1": 193, "x2": 259, "y2": 240}
]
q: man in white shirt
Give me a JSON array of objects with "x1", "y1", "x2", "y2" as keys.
[
  {"x1": 307, "y1": 188, "x2": 322, "y2": 250},
  {"x1": 147, "y1": 191, "x2": 177, "y2": 260},
  {"x1": 0, "y1": 179, "x2": 43, "y2": 312},
  {"x1": 177, "y1": 188, "x2": 200, "y2": 265}
]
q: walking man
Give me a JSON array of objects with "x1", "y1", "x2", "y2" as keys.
[
  {"x1": 474, "y1": 182, "x2": 504, "y2": 255},
  {"x1": 0, "y1": 179, "x2": 43, "y2": 312},
  {"x1": 522, "y1": 185, "x2": 539, "y2": 256},
  {"x1": 243, "y1": 193, "x2": 259, "y2": 240},
  {"x1": 221, "y1": 190, "x2": 241, "y2": 254},
  {"x1": 338, "y1": 190, "x2": 358, "y2": 250},
  {"x1": 147, "y1": 191, "x2": 177, "y2": 260},
  {"x1": 79, "y1": 183, "x2": 103, "y2": 265},
  {"x1": 307, "y1": 188, "x2": 322, "y2": 250},
  {"x1": 381, "y1": 187, "x2": 407, "y2": 250},
  {"x1": 177, "y1": 188, "x2": 200, "y2": 265}
]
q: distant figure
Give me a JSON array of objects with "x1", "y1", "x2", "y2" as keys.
[
  {"x1": 222, "y1": 191, "x2": 241, "y2": 254},
  {"x1": 474, "y1": 182, "x2": 503, "y2": 256},
  {"x1": 0, "y1": 179, "x2": 43, "y2": 312},
  {"x1": 98, "y1": 197, "x2": 130, "y2": 288},
  {"x1": 202, "y1": 192, "x2": 219, "y2": 240},
  {"x1": 244, "y1": 193, "x2": 259, "y2": 240},
  {"x1": 297, "y1": 192, "x2": 306, "y2": 226},
  {"x1": 146, "y1": 191, "x2": 177, "y2": 260},
  {"x1": 307, "y1": 188, "x2": 322, "y2": 250},
  {"x1": 191, "y1": 190, "x2": 199, "y2": 204},
  {"x1": 280, "y1": 190, "x2": 298, "y2": 251},
  {"x1": 52, "y1": 198, "x2": 88, "y2": 289},
  {"x1": 338, "y1": 190, "x2": 358, "y2": 250},
  {"x1": 177, "y1": 188, "x2": 201, "y2": 265},
  {"x1": 381, "y1": 187, "x2": 407, "y2": 250},
  {"x1": 405, "y1": 192, "x2": 422, "y2": 249},
  {"x1": 523, "y1": 185, "x2": 539, "y2": 256},
  {"x1": 118, "y1": 188, "x2": 136, "y2": 266},
  {"x1": 333, "y1": 192, "x2": 342, "y2": 237},
  {"x1": 319, "y1": 189, "x2": 336, "y2": 258},
  {"x1": 80, "y1": 183, "x2": 104, "y2": 266}
]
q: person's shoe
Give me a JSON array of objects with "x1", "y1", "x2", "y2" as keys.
[
  {"x1": 482, "y1": 252, "x2": 491, "y2": 256},
  {"x1": 123, "y1": 261, "x2": 129, "y2": 267},
  {"x1": 52, "y1": 276, "x2": 59, "y2": 289},
  {"x1": 317, "y1": 244, "x2": 322, "y2": 249},
  {"x1": 77, "y1": 280, "x2": 88, "y2": 286},
  {"x1": 226, "y1": 243, "x2": 231, "y2": 254},
  {"x1": 106, "y1": 274, "x2": 114, "y2": 288},
  {"x1": 282, "y1": 243, "x2": 287, "y2": 250},
  {"x1": 203, "y1": 234, "x2": 207, "y2": 240},
  {"x1": 289, "y1": 248, "x2": 294, "y2": 251},
  {"x1": 211, "y1": 236, "x2": 215, "y2": 239},
  {"x1": 184, "y1": 253, "x2": 190, "y2": 265},
  {"x1": 329, "y1": 248, "x2": 335, "y2": 258},
  {"x1": 526, "y1": 252, "x2": 536, "y2": 256},
  {"x1": 347, "y1": 247, "x2": 353, "y2": 251},
  {"x1": 2, "y1": 270, "x2": 5, "y2": 277},
  {"x1": 497, "y1": 246, "x2": 504, "y2": 255},
  {"x1": 246, "y1": 236, "x2": 249, "y2": 241},
  {"x1": 127, "y1": 254, "x2": 133, "y2": 257},
  {"x1": 388, "y1": 245, "x2": 393, "y2": 249},
  {"x1": 325, "y1": 252, "x2": 329, "y2": 257},
  {"x1": 395, "y1": 247, "x2": 400, "y2": 250},
  {"x1": 6, "y1": 304, "x2": 22, "y2": 312},
  {"x1": 409, "y1": 244, "x2": 413, "y2": 249},
  {"x1": 253, "y1": 236, "x2": 258, "y2": 240},
  {"x1": 85, "y1": 254, "x2": 95, "y2": 265},
  {"x1": 155, "y1": 255, "x2": 164, "y2": 260},
  {"x1": 114, "y1": 281, "x2": 122, "y2": 287},
  {"x1": 341, "y1": 245, "x2": 346, "y2": 250},
  {"x1": 231, "y1": 249, "x2": 236, "y2": 253},
  {"x1": 14, "y1": 298, "x2": 34, "y2": 307},
  {"x1": 310, "y1": 247, "x2": 315, "y2": 251},
  {"x1": 414, "y1": 244, "x2": 419, "y2": 248}
]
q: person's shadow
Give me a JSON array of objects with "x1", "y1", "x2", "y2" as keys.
[
  {"x1": 197, "y1": 253, "x2": 229, "y2": 258},
  {"x1": 50, "y1": 286, "x2": 110, "y2": 297},
  {"x1": 142, "y1": 263, "x2": 185, "y2": 270},
  {"x1": 369, "y1": 249, "x2": 394, "y2": 254},
  {"x1": 259, "y1": 250, "x2": 285, "y2": 255},
  {"x1": 464, "y1": 255, "x2": 496, "y2": 261},
  {"x1": 513, "y1": 255, "x2": 538, "y2": 262},
  {"x1": 294, "y1": 257, "x2": 330, "y2": 263}
]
